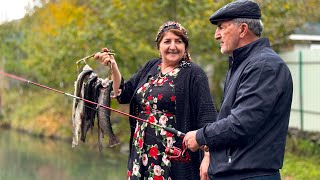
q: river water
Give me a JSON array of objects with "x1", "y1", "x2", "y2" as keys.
[{"x1": 0, "y1": 129, "x2": 128, "y2": 180}]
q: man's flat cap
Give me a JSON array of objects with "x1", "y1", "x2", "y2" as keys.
[{"x1": 209, "y1": 0, "x2": 261, "y2": 25}]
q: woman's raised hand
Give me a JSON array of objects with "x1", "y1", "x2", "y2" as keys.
[{"x1": 94, "y1": 48, "x2": 116, "y2": 67}]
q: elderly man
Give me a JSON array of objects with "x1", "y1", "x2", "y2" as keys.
[{"x1": 184, "y1": 1, "x2": 293, "y2": 180}]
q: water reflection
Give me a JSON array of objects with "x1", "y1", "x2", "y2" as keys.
[{"x1": 0, "y1": 129, "x2": 128, "y2": 180}]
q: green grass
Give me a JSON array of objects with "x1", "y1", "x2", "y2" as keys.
[
  {"x1": 281, "y1": 136, "x2": 320, "y2": 180},
  {"x1": 282, "y1": 152, "x2": 320, "y2": 180}
]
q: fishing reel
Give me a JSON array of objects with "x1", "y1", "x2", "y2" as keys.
[{"x1": 165, "y1": 142, "x2": 191, "y2": 163}]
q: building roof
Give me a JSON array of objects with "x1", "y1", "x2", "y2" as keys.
[{"x1": 289, "y1": 23, "x2": 320, "y2": 41}]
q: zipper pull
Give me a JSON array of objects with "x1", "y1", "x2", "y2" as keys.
[{"x1": 228, "y1": 156, "x2": 232, "y2": 164}]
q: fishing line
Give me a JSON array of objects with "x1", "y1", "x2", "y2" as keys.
[{"x1": 0, "y1": 70, "x2": 185, "y2": 138}]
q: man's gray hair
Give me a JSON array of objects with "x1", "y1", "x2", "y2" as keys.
[{"x1": 232, "y1": 18, "x2": 264, "y2": 37}]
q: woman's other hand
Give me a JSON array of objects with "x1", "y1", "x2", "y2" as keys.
[{"x1": 94, "y1": 47, "x2": 116, "y2": 67}]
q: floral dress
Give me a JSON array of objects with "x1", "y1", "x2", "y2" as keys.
[{"x1": 127, "y1": 63, "x2": 181, "y2": 180}]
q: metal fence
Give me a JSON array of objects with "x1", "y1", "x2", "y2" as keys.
[{"x1": 281, "y1": 50, "x2": 320, "y2": 132}]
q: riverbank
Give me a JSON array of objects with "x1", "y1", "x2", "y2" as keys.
[{"x1": 0, "y1": 128, "x2": 128, "y2": 180}]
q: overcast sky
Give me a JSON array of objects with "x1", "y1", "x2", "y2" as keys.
[{"x1": 0, "y1": 0, "x2": 33, "y2": 24}]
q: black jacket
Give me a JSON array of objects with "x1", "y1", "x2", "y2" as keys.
[
  {"x1": 196, "y1": 38, "x2": 293, "y2": 179},
  {"x1": 117, "y1": 58, "x2": 217, "y2": 179}
]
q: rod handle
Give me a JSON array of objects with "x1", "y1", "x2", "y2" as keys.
[{"x1": 163, "y1": 127, "x2": 185, "y2": 138}]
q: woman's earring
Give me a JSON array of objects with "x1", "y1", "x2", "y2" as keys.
[
  {"x1": 184, "y1": 52, "x2": 187, "y2": 59},
  {"x1": 185, "y1": 52, "x2": 191, "y2": 61}
]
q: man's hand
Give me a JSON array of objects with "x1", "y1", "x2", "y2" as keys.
[
  {"x1": 183, "y1": 130, "x2": 200, "y2": 152},
  {"x1": 200, "y1": 152, "x2": 210, "y2": 180}
]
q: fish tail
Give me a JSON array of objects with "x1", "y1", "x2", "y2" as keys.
[
  {"x1": 108, "y1": 135, "x2": 120, "y2": 147},
  {"x1": 71, "y1": 127, "x2": 79, "y2": 148},
  {"x1": 98, "y1": 127, "x2": 103, "y2": 152}
]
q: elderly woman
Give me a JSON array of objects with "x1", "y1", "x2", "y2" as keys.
[{"x1": 95, "y1": 21, "x2": 217, "y2": 180}]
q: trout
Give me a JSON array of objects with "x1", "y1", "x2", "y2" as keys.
[
  {"x1": 72, "y1": 84, "x2": 85, "y2": 148},
  {"x1": 97, "y1": 79, "x2": 120, "y2": 147},
  {"x1": 71, "y1": 64, "x2": 93, "y2": 147},
  {"x1": 81, "y1": 73, "x2": 98, "y2": 142}
]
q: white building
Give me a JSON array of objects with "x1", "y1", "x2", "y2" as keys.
[{"x1": 281, "y1": 23, "x2": 320, "y2": 132}]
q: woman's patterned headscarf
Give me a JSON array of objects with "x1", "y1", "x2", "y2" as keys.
[{"x1": 155, "y1": 21, "x2": 189, "y2": 42}]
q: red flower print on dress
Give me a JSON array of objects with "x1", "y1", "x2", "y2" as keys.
[
  {"x1": 138, "y1": 138, "x2": 143, "y2": 148},
  {"x1": 165, "y1": 112, "x2": 173, "y2": 117},
  {"x1": 166, "y1": 131, "x2": 174, "y2": 138},
  {"x1": 145, "y1": 105, "x2": 151, "y2": 114},
  {"x1": 149, "y1": 145, "x2": 159, "y2": 160},
  {"x1": 148, "y1": 115, "x2": 155, "y2": 123},
  {"x1": 133, "y1": 132, "x2": 137, "y2": 138},
  {"x1": 170, "y1": 95, "x2": 176, "y2": 101},
  {"x1": 141, "y1": 85, "x2": 146, "y2": 91},
  {"x1": 154, "y1": 175, "x2": 164, "y2": 180},
  {"x1": 148, "y1": 95, "x2": 153, "y2": 101},
  {"x1": 156, "y1": 77, "x2": 168, "y2": 86},
  {"x1": 158, "y1": 94, "x2": 163, "y2": 100},
  {"x1": 127, "y1": 170, "x2": 132, "y2": 177}
]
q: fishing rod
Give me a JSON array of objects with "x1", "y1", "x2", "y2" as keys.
[
  {"x1": 1, "y1": 70, "x2": 192, "y2": 162},
  {"x1": 0, "y1": 70, "x2": 185, "y2": 138}
]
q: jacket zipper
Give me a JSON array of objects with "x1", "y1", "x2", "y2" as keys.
[
  {"x1": 228, "y1": 156, "x2": 232, "y2": 164},
  {"x1": 227, "y1": 148, "x2": 232, "y2": 164}
]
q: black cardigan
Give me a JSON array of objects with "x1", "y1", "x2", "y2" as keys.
[{"x1": 117, "y1": 58, "x2": 217, "y2": 179}]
